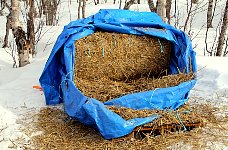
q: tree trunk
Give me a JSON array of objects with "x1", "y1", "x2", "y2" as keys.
[
  {"x1": 42, "y1": 0, "x2": 59, "y2": 26},
  {"x1": 184, "y1": 1, "x2": 193, "y2": 32},
  {"x1": 41, "y1": 0, "x2": 47, "y2": 15},
  {"x1": 78, "y1": 0, "x2": 82, "y2": 19},
  {"x1": 166, "y1": 0, "x2": 172, "y2": 24},
  {"x1": 191, "y1": 0, "x2": 198, "y2": 4},
  {"x1": 94, "y1": 0, "x2": 97, "y2": 5},
  {"x1": 119, "y1": 0, "x2": 122, "y2": 9},
  {"x1": 3, "y1": 13, "x2": 11, "y2": 48},
  {"x1": 216, "y1": 0, "x2": 228, "y2": 56},
  {"x1": 224, "y1": 37, "x2": 228, "y2": 56},
  {"x1": 82, "y1": 0, "x2": 86, "y2": 18},
  {"x1": 11, "y1": 0, "x2": 30, "y2": 67},
  {"x1": 123, "y1": 0, "x2": 136, "y2": 10},
  {"x1": 0, "y1": 0, "x2": 6, "y2": 16},
  {"x1": 27, "y1": 0, "x2": 36, "y2": 56},
  {"x1": 156, "y1": 0, "x2": 166, "y2": 22},
  {"x1": 148, "y1": 0, "x2": 156, "y2": 12},
  {"x1": 207, "y1": 0, "x2": 214, "y2": 28},
  {"x1": 46, "y1": 1, "x2": 54, "y2": 25},
  {"x1": 0, "y1": 0, "x2": 5, "y2": 16},
  {"x1": 12, "y1": 27, "x2": 30, "y2": 67}
]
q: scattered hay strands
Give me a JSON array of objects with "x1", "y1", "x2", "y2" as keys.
[{"x1": 19, "y1": 104, "x2": 228, "y2": 150}]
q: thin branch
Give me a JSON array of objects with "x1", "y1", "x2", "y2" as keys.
[{"x1": 223, "y1": 37, "x2": 228, "y2": 56}]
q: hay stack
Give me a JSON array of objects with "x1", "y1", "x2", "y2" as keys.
[
  {"x1": 75, "y1": 31, "x2": 172, "y2": 81},
  {"x1": 74, "y1": 31, "x2": 193, "y2": 102}
]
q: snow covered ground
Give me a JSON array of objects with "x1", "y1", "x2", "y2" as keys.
[{"x1": 0, "y1": 0, "x2": 227, "y2": 149}]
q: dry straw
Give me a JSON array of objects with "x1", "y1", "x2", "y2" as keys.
[
  {"x1": 74, "y1": 31, "x2": 194, "y2": 102},
  {"x1": 20, "y1": 104, "x2": 227, "y2": 150}
]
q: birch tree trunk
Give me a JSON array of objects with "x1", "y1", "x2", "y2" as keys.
[
  {"x1": 11, "y1": 0, "x2": 30, "y2": 67},
  {"x1": 27, "y1": 0, "x2": 36, "y2": 56},
  {"x1": 11, "y1": 0, "x2": 20, "y2": 27},
  {"x1": 207, "y1": 0, "x2": 214, "y2": 28},
  {"x1": 156, "y1": 0, "x2": 166, "y2": 22},
  {"x1": 216, "y1": 0, "x2": 228, "y2": 56}
]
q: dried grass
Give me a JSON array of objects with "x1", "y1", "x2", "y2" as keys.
[
  {"x1": 74, "y1": 31, "x2": 194, "y2": 102},
  {"x1": 107, "y1": 104, "x2": 203, "y2": 125},
  {"x1": 20, "y1": 104, "x2": 228, "y2": 150},
  {"x1": 75, "y1": 31, "x2": 172, "y2": 81}
]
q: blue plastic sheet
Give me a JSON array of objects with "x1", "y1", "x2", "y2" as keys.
[{"x1": 39, "y1": 9, "x2": 197, "y2": 139}]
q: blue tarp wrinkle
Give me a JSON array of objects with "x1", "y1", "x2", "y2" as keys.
[{"x1": 39, "y1": 9, "x2": 197, "y2": 139}]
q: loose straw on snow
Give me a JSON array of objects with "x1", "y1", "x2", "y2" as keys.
[{"x1": 20, "y1": 104, "x2": 228, "y2": 150}]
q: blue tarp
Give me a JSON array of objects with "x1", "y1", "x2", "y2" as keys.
[{"x1": 39, "y1": 9, "x2": 197, "y2": 139}]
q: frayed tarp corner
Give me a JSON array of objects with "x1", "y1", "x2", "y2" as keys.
[{"x1": 39, "y1": 9, "x2": 197, "y2": 139}]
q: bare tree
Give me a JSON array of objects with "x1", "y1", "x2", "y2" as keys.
[
  {"x1": 0, "y1": 0, "x2": 6, "y2": 16},
  {"x1": 123, "y1": 0, "x2": 136, "y2": 10},
  {"x1": 216, "y1": 0, "x2": 228, "y2": 56},
  {"x1": 119, "y1": 0, "x2": 122, "y2": 9},
  {"x1": 94, "y1": 0, "x2": 97, "y2": 5},
  {"x1": 3, "y1": 11, "x2": 11, "y2": 48},
  {"x1": 183, "y1": 0, "x2": 193, "y2": 32},
  {"x1": 166, "y1": 0, "x2": 172, "y2": 24},
  {"x1": 148, "y1": 0, "x2": 156, "y2": 12},
  {"x1": 224, "y1": 37, "x2": 228, "y2": 56},
  {"x1": 173, "y1": 0, "x2": 180, "y2": 28},
  {"x1": 205, "y1": 15, "x2": 223, "y2": 56},
  {"x1": 11, "y1": 0, "x2": 30, "y2": 67},
  {"x1": 82, "y1": 0, "x2": 86, "y2": 18},
  {"x1": 207, "y1": 0, "x2": 214, "y2": 28},
  {"x1": 42, "y1": 0, "x2": 60, "y2": 26},
  {"x1": 78, "y1": 0, "x2": 81, "y2": 19},
  {"x1": 156, "y1": 0, "x2": 166, "y2": 22},
  {"x1": 78, "y1": 0, "x2": 86, "y2": 19},
  {"x1": 27, "y1": 0, "x2": 36, "y2": 56}
]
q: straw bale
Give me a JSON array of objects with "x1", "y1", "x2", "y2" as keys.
[
  {"x1": 74, "y1": 31, "x2": 194, "y2": 102},
  {"x1": 75, "y1": 31, "x2": 172, "y2": 81}
]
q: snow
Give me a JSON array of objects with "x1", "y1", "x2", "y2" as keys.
[{"x1": 0, "y1": 0, "x2": 227, "y2": 149}]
